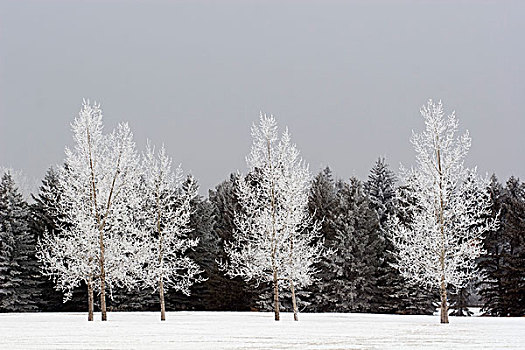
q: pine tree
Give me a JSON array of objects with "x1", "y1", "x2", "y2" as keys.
[
  {"x1": 208, "y1": 174, "x2": 255, "y2": 310},
  {"x1": 477, "y1": 175, "x2": 506, "y2": 316},
  {"x1": 306, "y1": 167, "x2": 339, "y2": 312},
  {"x1": 478, "y1": 176, "x2": 525, "y2": 316},
  {"x1": 499, "y1": 177, "x2": 525, "y2": 316},
  {"x1": 180, "y1": 176, "x2": 220, "y2": 311},
  {"x1": 0, "y1": 172, "x2": 40, "y2": 312},
  {"x1": 448, "y1": 284, "x2": 474, "y2": 316},
  {"x1": 331, "y1": 178, "x2": 381, "y2": 312},
  {"x1": 365, "y1": 157, "x2": 404, "y2": 313}
]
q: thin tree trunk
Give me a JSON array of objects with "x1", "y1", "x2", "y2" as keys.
[
  {"x1": 273, "y1": 269, "x2": 280, "y2": 321},
  {"x1": 440, "y1": 275, "x2": 449, "y2": 324},
  {"x1": 155, "y1": 177, "x2": 165, "y2": 321},
  {"x1": 290, "y1": 279, "x2": 298, "y2": 321},
  {"x1": 87, "y1": 278, "x2": 94, "y2": 322},
  {"x1": 267, "y1": 138, "x2": 280, "y2": 322},
  {"x1": 99, "y1": 230, "x2": 107, "y2": 321},
  {"x1": 436, "y1": 139, "x2": 448, "y2": 324},
  {"x1": 289, "y1": 227, "x2": 298, "y2": 321},
  {"x1": 159, "y1": 278, "x2": 166, "y2": 321}
]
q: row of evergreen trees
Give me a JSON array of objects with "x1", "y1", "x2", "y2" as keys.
[{"x1": 1, "y1": 159, "x2": 524, "y2": 316}]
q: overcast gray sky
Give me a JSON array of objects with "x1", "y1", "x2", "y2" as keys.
[{"x1": 1, "y1": 0, "x2": 523, "y2": 194}]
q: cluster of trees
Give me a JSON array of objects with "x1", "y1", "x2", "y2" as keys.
[{"x1": 1, "y1": 99, "x2": 524, "y2": 322}]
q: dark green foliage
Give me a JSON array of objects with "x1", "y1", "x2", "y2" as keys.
[
  {"x1": 3, "y1": 163, "x2": 523, "y2": 316},
  {"x1": 330, "y1": 178, "x2": 381, "y2": 312},
  {"x1": 0, "y1": 172, "x2": 40, "y2": 312},
  {"x1": 449, "y1": 285, "x2": 474, "y2": 316},
  {"x1": 206, "y1": 174, "x2": 256, "y2": 310},
  {"x1": 500, "y1": 177, "x2": 525, "y2": 316},
  {"x1": 365, "y1": 158, "x2": 403, "y2": 313},
  {"x1": 478, "y1": 176, "x2": 525, "y2": 316},
  {"x1": 306, "y1": 170, "x2": 383, "y2": 313},
  {"x1": 305, "y1": 167, "x2": 339, "y2": 311}
]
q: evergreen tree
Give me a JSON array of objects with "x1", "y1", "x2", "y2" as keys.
[
  {"x1": 478, "y1": 175, "x2": 525, "y2": 316},
  {"x1": 208, "y1": 174, "x2": 255, "y2": 310},
  {"x1": 365, "y1": 157, "x2": 403, "y2": 313},
  {"x1": 499, "y1": 177, "x2": 525, "y2": 316},
  {"x1": 0, "y1": 172, "x2": 40, "y2": 312},
  {"x1": 306, "y1": 167, "x2": 338, "y2": 312},
  {"x1": 184, "y1": 184, "x2": 220, "y2": 310},
  {"x1": 477, "y1": 175, "x2": 506, "y2": 316},
  {"x1": 331, "y1": 178, "x2": 381, "y2": 312},
  {"x1": 365, "y1": 158, "x2": 396, "y2": 225},
  {"x1": 448, "y1": 284, "x2": 474, "y2": 316}
]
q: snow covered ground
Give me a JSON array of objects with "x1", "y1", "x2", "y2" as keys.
[{"x1": 0, "y1": 311, "x2": 523, "y2": 349}]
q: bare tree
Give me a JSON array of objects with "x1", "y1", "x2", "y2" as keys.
[
  {"x1": 223, "y1": 114, "x2": 324, "y2": 321},
  {"x1": 136, "y1": 142, "x2": 203, "y2": 321},
  {"x1": 388, "y1": 99, "x2": 497, "y2": 323},
  {"x1": 38, "y1": 100, "x2": 140, "y2": 321}
]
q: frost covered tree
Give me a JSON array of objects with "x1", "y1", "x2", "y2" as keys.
[
  {"x1": 38, "y1": 100, "x2": 141, "y2": 321},
  {"x1": 224, "y1": 114, "x2": 324, "y2": 321},
  {"x1": 388, "y1": 100, "x2": 497, "y2": 323},
  {"x1": 175, "y1": 176, "x2": 219, "y2": 311},
  {"x1": 136, "y1": 143, "x2": 203, "y2": 321},
  {"x1": 30, "y1": 167, "x2": 72, "y2": 311}
]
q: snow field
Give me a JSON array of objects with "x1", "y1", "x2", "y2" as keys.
[{"x1": 0, "y1": 312, "x2": 523, "y2": 349}]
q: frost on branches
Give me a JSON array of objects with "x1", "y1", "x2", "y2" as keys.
[
  {"x1": 223, "y1": 114, "x2": 324, "y2": 321},
  {"x1": 135, "y1": 142, "x2": 203, "y2": 321},
  {"x1": 388, "y1": 99, "x2": 497, "y2": 324},
  {"x1": 38, "y1": 100, "x2": 142, "y2": 321}
]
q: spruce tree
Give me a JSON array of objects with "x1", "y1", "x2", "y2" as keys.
[
  {"x1": 500, "y1": 177, "x2": 525, "y2": 316},
  {"x1": 305, "y1": 167, "x2": 339, "y2": 312},
  {"x1": 184, "y1": 185, "x2": 220, "y2": 310},
  {"x1": 365, "y1": 157, "x2": 403, "y2": 313},
  {"x1": 208, "y1": 174, "x2": 255, "y2": 310},
  {"x1": 476, "y1": 175, "x2": 505, "y2": 315},
  {"x1": 0, "y1": 172, "x2": 40, "y2": 312},
  {"x1": 331, "y1": 178, "x2": 381, "y2": 312},
  {"x1": 478, "y1": 175, "x2": 525, "y2": 316}
]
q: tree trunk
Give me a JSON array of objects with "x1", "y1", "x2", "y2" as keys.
[
  {"x1": 87, "y1": 279, "x2": 94, "y2": 322},
  {"x1": 440, "y1": 275, "x2": 449, "y2": 324},
  {"x1": 99, "y1": 233, "x2": 107, "y2": 321},
  {"x1": 436, "y1": 142, "x2": 448, "y2": 324},
  {"x1": 290, "y1": 279, "x2": 298, "y2": 321},
  {"x1": 273, "y1": 269, "x2": 280, "y2": 321},
  {"x1": 159, "y1": 278, "x2": 166, "y2": 321}
]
